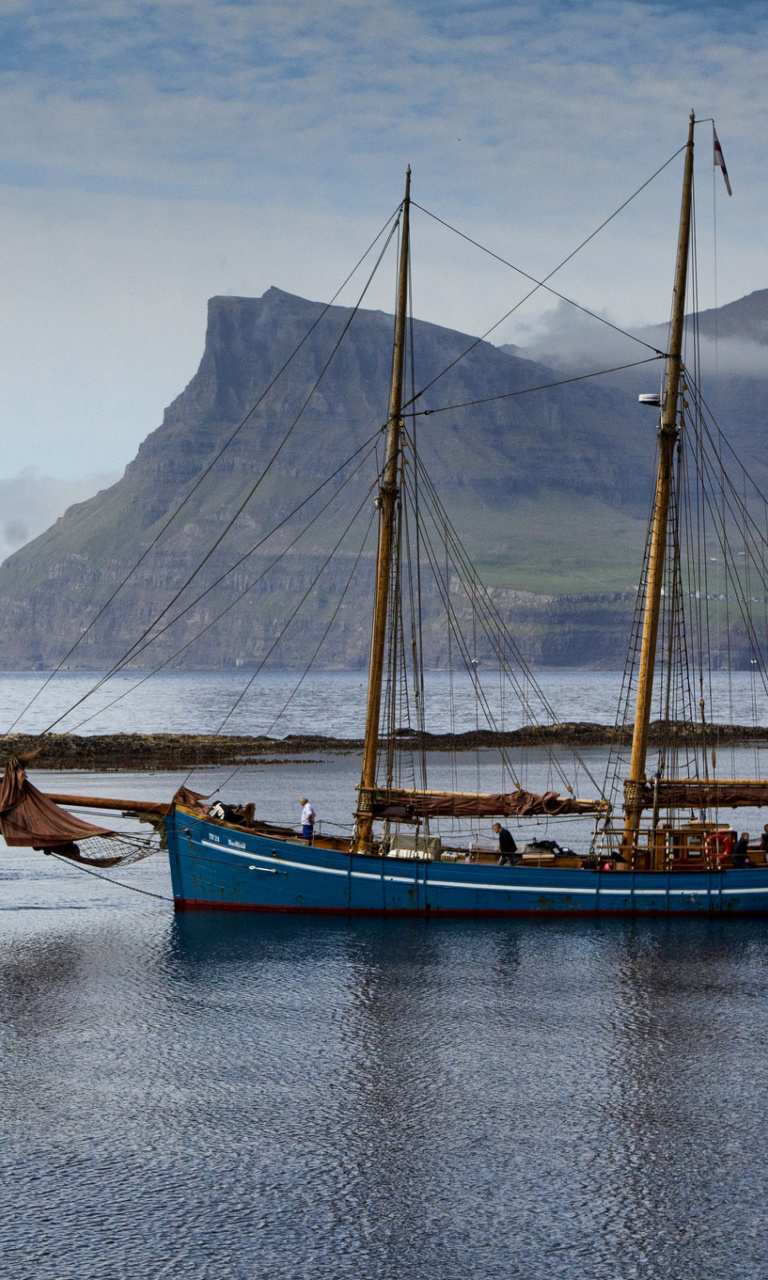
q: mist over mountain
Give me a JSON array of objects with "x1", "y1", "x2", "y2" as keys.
[
  {"x1": 512, "y1": 288, "x2": 768, "y2": 387},
  {"x1": 511, "y1": 288, "x2": 768, "y2": 502},
  {"x1": 0, "y1": 285, "x2": 765, "y2": 673}
]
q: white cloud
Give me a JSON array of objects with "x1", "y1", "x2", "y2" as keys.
[{"x1": 0, "y1": 0, "x2": 765, "y2": 477}]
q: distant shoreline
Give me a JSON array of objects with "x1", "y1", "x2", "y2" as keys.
[{"x1": 6, "y1": 721, "x2": 768, "y2": 771}]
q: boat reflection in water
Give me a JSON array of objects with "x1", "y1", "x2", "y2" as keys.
[
  {"x1": 164, "y1": 911, "x2": 768, "y2": 1275},
  {"x1": 3, "y1": 894, "x2": 766, "y2": 1275}
]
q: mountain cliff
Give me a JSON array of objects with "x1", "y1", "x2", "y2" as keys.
[{"x1": 0, "y1": 286, "x2": 764, "y2": 670}]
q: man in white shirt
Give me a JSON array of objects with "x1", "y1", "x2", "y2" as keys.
[{"x1": 300, "y1": 797, "x2": 316, "y2": 845}]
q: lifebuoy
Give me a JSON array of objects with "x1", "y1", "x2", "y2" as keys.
[{"x1": 705, "y1": 832, "x2": 732, "y2": 862}]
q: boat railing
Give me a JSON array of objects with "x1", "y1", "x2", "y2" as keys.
[{"x1": 592, "y1": 822, "x2": 768, "y2": 871}]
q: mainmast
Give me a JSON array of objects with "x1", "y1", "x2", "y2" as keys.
[
  {"x1": 623, "y1": 112, "x2": 696, "y2": 859},
  {"x1": 355, "y1": 167, "x2": 411, "y2": 853}
]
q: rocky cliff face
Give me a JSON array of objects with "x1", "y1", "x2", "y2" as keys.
[{"x1": 0, "y1": 286, "x2": 761, "y2": 670}]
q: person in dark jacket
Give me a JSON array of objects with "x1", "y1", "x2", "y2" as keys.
[
  {"x1": 732, "y1": 832, "x2": 751, "y2": 867},
  {"x1": 492, "y1": 822, "x2": 517, "y2": 866}
]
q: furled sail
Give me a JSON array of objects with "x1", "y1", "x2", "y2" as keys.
[
  {"x1": 0, "y1": 756, "x2": 114, "y2": 847},
  {"x1": 638, "y1": 779, "x2": 768, "y2": 810},
  {"x1": 371, "y1": 787, "x2": 609, "y2": 820}
]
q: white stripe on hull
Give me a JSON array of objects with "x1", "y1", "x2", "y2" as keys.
[{"x1": 189, "y1": 839, "x2": 768, "y2": 899}]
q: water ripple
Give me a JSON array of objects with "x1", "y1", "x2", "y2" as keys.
[{"x1": 2, "y1": 872, "x2": 768, "y2": 1276}]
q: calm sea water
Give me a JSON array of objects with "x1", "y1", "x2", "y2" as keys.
[
  {"x1": 3, "y1": 675, "x2": 768, "y2": 1278},
  {"x1": 1, "y1": 667, "x2": 767, "y2": 737},
  {"x1": 2, "y1": 848, "x2": 768, "y2": 1280}
]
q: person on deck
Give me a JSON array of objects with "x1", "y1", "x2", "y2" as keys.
[
  {"x1": 300, "y1": 797, "x2": 316, "y2": 846},
  {"x1": 761, "y1": 824, "x2": 768, "y2": 857},
  {"x1": 492, "y1": 822, "x2": 517, "y2": 866},
  {"x1": 732, "y1": 832, "x2": 751, "y2": 868}
]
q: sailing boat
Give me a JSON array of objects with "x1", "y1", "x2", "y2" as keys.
[{"x1": 5, "y1": 113, "x2": 768, "y2": 915}]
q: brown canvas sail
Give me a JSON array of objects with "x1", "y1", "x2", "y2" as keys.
[
  {"x1": 371, "y1": 787, "x2": 608, "y2": 820},
  {"x1": 640, "y1": 779, "x2": 768, "y2": 810},
  {"x1": 0, "y1": 757, "x2": 114, "y2": 847}
]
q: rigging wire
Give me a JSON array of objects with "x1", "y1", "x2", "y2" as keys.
[
  {"x1": 598, "y1": 463, "x2": 657, "y2": 830},
  {"x1": 398, "y1": 238, "x2": 430, "y2": 808},
  {"x1": 411, "y1": 200, "x2": 668, "y2": 367},
  {"x1": 618, "y1": 317, "x2": 768, "y2": 825},
  {"x1": 712, "y1": 124, "x2": 720, "y2": 380},
  {"x1": 414, "y1": 356, "x2": 664, "y2": 416},
  {"x1": 686, "y1": 400, "x2": 768, "y2": 592},
  {"x1": 401, "y1": 143, "x2": 685, "y2": 411},
  {"x1": 686, "y1": 375, "x2": 768, "y2": 537},
  {"x1": 685, "y1": 413, "x2": 768, "y2": 695},
  {"x1": 402, "y1": 429, "x2": 606, "y2": 793},
  {"x1": 5, "y1": 206, "x2": 402, "y2": 738},
  {"x1": 405, "y1": 487, "x2": 557, "y2": 787},
  {"x1": 208, "y1": 504, "x2": 378, "y2": 799},
  {"x1": 192, "y1": 478, "x2": 381, "y2": 749},
  {"x1": 600, "y1": 391, "x2": 768, "y2": 823},
  {"x1": 39, "y1": 429, "x2": 384, "y2": 732},
  {"x1": 259, "y1": 510, "x2": 377, "y2": 741},
  {"x1": 684, "y1": 177, "x2": 716, "y2": 794},
  {"x1": 396, "y1": 460, "x2": 523, "y2": 784},
  {"x1": 14, "y1": 148, "x2": 682, "y2": 751},
  {"x1": 396, "y1": 477, "x2": 522, "y2": 790},
  {"x1": 59, "y1": 448, "x2": 382, "y2": 734},
  {"x1": 680, "y1": 411, "x2": 713, "y2": 789},
  {"x1": 15, "y1": 145, "x2": 712, "y2": 841},
  {"x1": 40, "y1": 218, "x2": 400, "y2": 735},
  {"x1": 49, "y1": 851, "x2": 173, "y2": 902},
  {"x1": 597, "y1": 153, "x2": 768, "y2": 830},
  {"x1": 398, "y1": 449, "x2": 605, "y2": 800},
  {"x1": 686, "y1": 415, "x2": 768, "y2": 798}
]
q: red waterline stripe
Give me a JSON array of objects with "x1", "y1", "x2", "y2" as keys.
[{"x1": 173, "y1": 898, "x2": 768, "y2": 919}]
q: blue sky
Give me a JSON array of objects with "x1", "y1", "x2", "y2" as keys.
[{"x1": 0, "y1": 0, "x2": 765, "y2": 496}]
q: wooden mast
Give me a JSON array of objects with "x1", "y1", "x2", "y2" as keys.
[
  {"x1": 623, "y1": 112, "x2": 696, "y2": 862},
  {"x1": 355, "y1": 167, "x2": 411, "y2": 853}
]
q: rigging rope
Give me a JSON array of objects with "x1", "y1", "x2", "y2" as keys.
[
  {"x1": 412, "y1": 199, "x2": 669, "y2": 367},
  {"x1": 13, "y1": 148, "x2": 684, "y2": 757},
  {"x1": 41, "y1": 431, "x2": 383, "y2": 732},
  {"x1": 11, "y1": 142, "x2": 720, "y2": 846},
  {"x1": 208, "y1": 505, "x2": 378, "y2": 798},
  {"x1": 414, "y1": 356, "x2": 664, "y2": 416},
  {"x1": 6, "y1": 207, "x2": 402, "y2": 738},
  {"x1": 402, "y1": 144, "x2": 685, "y2": 412},
  {"x1": 60, "y1": 447, "x2": 382, "y2": 734},
  {"x1": 598, "y1": 346, "x2": 768, "y2": 828},
  {"x1": 403, "y1": 429, "x2": 606, "y2": 790},
  {"x1": 49, "y1": 852, "x2": 173, "y2": 902},
  {"x1": 406, "y1": 248, "x2": 429, "y2": 803},
  {"x1": 37, "y1": 225, "x2": 400, "y2": 736},
  {"x1": 190, "y1": 477, "x2": 381, "y2": 751},
  {"x1": 397, "y1": 445, "x2": 606, "y2": 801}
]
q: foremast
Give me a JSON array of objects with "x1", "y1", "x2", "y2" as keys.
[
  {"x1": 355, "y1": 167, "x2": 411, "y2": 853},
  {"x1": 623, "y1": 112, "x2": 696, "y2": 861}
]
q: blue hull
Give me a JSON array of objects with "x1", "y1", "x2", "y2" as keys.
[{"x1": 166, "y1": 809, "x2": 768, "y2": 917}]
